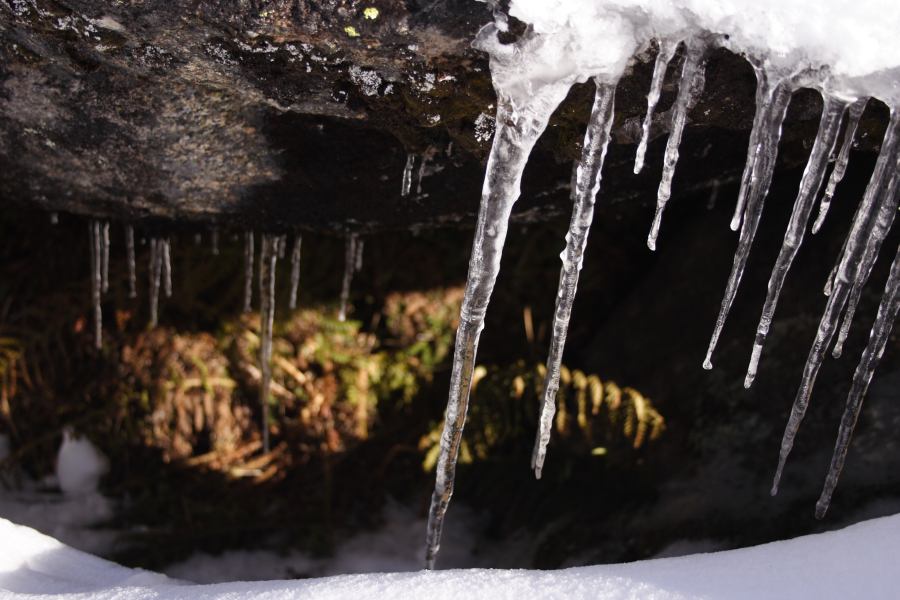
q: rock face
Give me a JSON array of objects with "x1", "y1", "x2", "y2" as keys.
[{"x1": 0, "y1": 1, "x2": 889, "y2": 232}]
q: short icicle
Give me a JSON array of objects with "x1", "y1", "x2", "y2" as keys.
[
  {"x1": 289, "y1": 235, "x2": 302, "y2": 310},
  {"x1": 705, "y1": 76, "x2": 794, "y2": 370},
  {"x1": 243, "y1": 232, "x2": 254, "y2": 312},
  {"x1": 812, "y1": 98, "x2": 868, "y2": 234},
  {"x1": 423, "y1": 26, "x2": 574, "y2": 565},
  {"x1": 89, "y1": 221, "x2": 103, "y2": 350},
  {"x1": 126, "y1": 225, "x2": 137, "y2": 298},
  {"x1": 744, "y1": 95, "x2": 847, "y2": 388},
  {"x1": 338, "y1": 233, "x2": 358, "y2": 322},
  {"x1": 816, "y1": 235, "x2": 900, "y2": 518},
  {"x1": 258, "y1": 234, "x2": 279, "y2": 453},
  {"x1": 634, "y1": 40, "x2": 678, "y2": 175},
  {"x1": 531, "y1": 80, "x2": 617, "y2": 480},
  {"x1": 401, "y1": 154, "x2": 415, "y2": 197},
  {"x1": 100, "y1": 222, "x2": 110, "y2": 294},
  {"x1": 647, "y1": 41, "x2": 707, "y2": 250},
  {"x1": 771, "y1": 110, "x2": 900, "y2": 495}
]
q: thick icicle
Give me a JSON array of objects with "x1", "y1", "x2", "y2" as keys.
[
  {"x1": 148, "y1": 239, "x2": 163, "y2": 327},
  {"x1": 258, "y1": 234, "x2": 279, "y2": 453},
  {"x1": 89, "y1": 221, "x2": 103, "y2": 350},
  {"x1": 647, "y1": 41, "x2": 707, "y2": 250},
  {"x1": 424, "y1": 58, "x2": 573, "y2": 568},
  {"x1": 100, "y1": 222, "x2": 110, "y2": 294},
  {"x1": 126, "y1": 225, "x2": 137, "y2": 299},
  {"x1": 745, "y1": 95, "x2": 847, "y2": 388},
  {"x1": 816, "y1": 236, "x2": 900, "y2": 518},
  {"x1": 634, "y1": 40, "x2": 678, "y2": 175},
  {"x1": 704, "y1": 77, "x2": 794, "y2": 369},
  {"x1": 531, "y1": 81, "x2": 617, "y2": 479},
  {"x1": 211, "y1": 229, "x2": 220, "y2": 256},
  {"x1": 161, "y1": 239, "x2": 172, "y2": 298},
  {"x1": 812, "y1": 99, "x2": 868, "y2": 234},
  {"x1": 772, "y1": 110, "x2": 900, "y2": 495},
  {"x1": 338, "y1": 234, "x2": 358, "y2": 322},
  {"x1": 401, "y1": 153, "x2": 415, "y2": 197},
  {"x1": 243, "y1": 232, "x2": 254, "y2": 313},
  {"x1": 289, "y1": 235, "x2": 302, "y2": 310}
]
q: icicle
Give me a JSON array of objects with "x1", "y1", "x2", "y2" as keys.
[
  {"x1": 148, "y1": 239, "x2": 163, "y2": 327},
  {"x1": 243, "y1": 232, "x2": 254, "y2": 312},
  {"x1": 771, "y1": 110, "x2": 900, "y2": 495},
  {"x1": 211, "y1": 228, "x2": 220, "y2": 256},
  {"x1": 161, "y1": 239, "x2": 172, "y2": 298},
  {"x1": 813, "y1": 99, "x2": 868, "y2": 234},
  {"x1": 531, "y1": 81, "x2": 617, "y2": 480},
  {"x1": 401, "y1": 153, "x2": 415, "y2": 197},
  {"x1": 647, "y1": 42, "x2": 707, "y2": 250},
  {"x1": 634, "y1": 39, "x2": 678, "y2": 175},
  {"x1": 50, "y1": 212, "x2": 58, "y2": 225},
  {"x1": 88, "y1": 221, "x2": 103, "y2": 350},
  {"x1": 816, "y1": 238, "x2": 900, "y2": 518},
  {"x1": 100, "y1": 222, "x2": 110, "y2": 294},
  {"x1": 416, "y1": 154, "x2": 427, "y2": 195},
  {"x1": 126, "y1": 225, "x2": 137, "y2": 299},
  {"x1": 704, "y1": 77, "x2": 794, "y2": 369},
  {"x1": 424, "y1": 65, "x2": 573, "y2": 569},
  {"x1": 289, "y1": 235, "x2": 302, "y2": 310},
  {"x1": 355, "y1": 238, "x2": 364, "y2": 272},
  {"x1": 258, "y1": 234, "x2": 279, "y2": 453},
  {"x1": 194, "y1": 233, "x2": 202, "y2": 246},
  {"x1": 744, "y1": 95, "x2": 847, "y2": 388},
  {"x1": 338, "y1": 233, "x2": 358, "y2": 322}
]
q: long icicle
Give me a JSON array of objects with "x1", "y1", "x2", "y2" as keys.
[
  {"x1": 772, "y1": 110, "x2": 900, "y2": 495},
  {"x1": 149, "y1": 239, "x2": 162, "y2": 327},
  {"x1": 704, "y1": 77, "x2": 794, "y2": 369},
  {"x1": 744, "y1": 95, "x2": 847, "y2": 387},
  {"x1": 634, "y1": 40, "x2": 678, "y2": 175},
  {"x1": 289, "y1": 235, "x2": 302, "y2": 310},
  {"x1": 647, "y1": 41, "x2": 707, "y2": 250},
  {"x1": 812, "y1": 98, "x2": 868, "y2": 234},
  {"x1": 816, "y1": 234, "x2": 900, "y2": 518},
  {"x1": 89, "y1": 221, "x2": 103, "y2": 350},
  {"x1": 424, "y1": 67, "x2": 573, "y2": 569},
  {"x1": 731, "y1": 64, "x2": 778, "y2": 232},
  {"x1": 401, "y1": 153, "x2": 415, "y2": 197},
  {"x1": 531, "y1": 80, "x2": 617, "y2": 479},
  {"x1": 161, "y1": 238, "x2": 172, "y2": 298},
  {"x1": 100, "y1": 222, "x2": 110, "y2": 294},
  {"x1": 126, "y1": 225, "x2": 137, "y2": 299},
  {"x1": 338, "y1": 233, "x2": 358, "y2": 322},
  {"x1": 258, "y1": 234, "x2": 279, "y2": 453},
  {"x1": 243, "y1": 232, "x2": 254, "y2": 313}
]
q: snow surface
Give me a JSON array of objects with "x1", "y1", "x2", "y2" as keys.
[
  {"x1": 481, "y1": 0, "x2": 900, "y2": 106},
  {"x1": 3, "y1": 513, "x2": 900, "y2": 599}
]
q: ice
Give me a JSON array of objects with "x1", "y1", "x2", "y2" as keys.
[
  {"x1": 258, "y1": 235, "x2": 279, "y2": 453},
  {"x1": 744, "y1": 95, "x2": 847, "y2": 388},
  {"x1": 243, "y1": 232, "x2": 254, "y2": 313},
  {"x1": 162, "y1": 238, "x2": 172, "y2": 298},
  {"x1": 338, "y1": 234, "x2": 358, "y2": 322},
  {"x1": 531, "y1": 81, "x2": 617, "y2": 480},
  {"x1": 49, "y1": 212, "x2": 58, "y2": 225},
  {"x1": 211, "y1": 228, "x2": 220, "y2": 256},
  {"x1": 772, "y1": 111, "x2": 900, "y2": 495},
  {"x1": 813, "y1": 99, "x2": 868, "y2": 234},
  {"x1": 401, "y1": 154, "x2": 415, "y2": 197},
  {"x1": 355, "y1": 238, "x2": 364, "y2": 272},
  {"x1": 704, "y1": 75, "x2": 793, "y2": 370},
  {"x1": 817, "y1": 239, "x2": 900, "y2": 518},
  {"x1": 289, "y1": 235, "x2": 302, "y2": 310},
  {"x1": 56, "y1": 429, "x2": 108, "y2": 496},
  {"x1": 634, "y1": 39, "x2": 678, "y2": 175},
  {"x1": 148, "y1": 238, "x2": 163, "y2": 327},
  {"x1": 126, "y1": 225, "x2": 137, "y2": 299},
  {"x1": 100, "y1": 222, "x2": 109, "y2": 294},
  {"x1": 88, "y1": 221, "x2": 102, "y2": 350},
  {"x1": 647, "y1": 40, "x2": 707, "y2": 250}
]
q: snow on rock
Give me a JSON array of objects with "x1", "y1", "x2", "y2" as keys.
[
  {"x1": 55, "y1": 429, "x2": 109, "y2": 496},
  {"x1": 3, "y1": 513, "x2": 900, "y2": 599}
]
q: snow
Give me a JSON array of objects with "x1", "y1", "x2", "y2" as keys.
[
  {"x1": 3, "y1": 513, "x2": 900, "y2": 598},
  {"x1": 55, "y1": 430, "x2": 108, "y2": 496}
]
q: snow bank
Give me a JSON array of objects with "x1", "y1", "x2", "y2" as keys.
[{"x1": 3, "y1": 513, "x2": 900, "y2": 599}]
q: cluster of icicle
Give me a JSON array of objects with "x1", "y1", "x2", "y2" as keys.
[
  {"x1": 85, "y1": 224, "x2": 363, "y2": 453},
  {"x1": 424, "y1": 29, "x2": 900, "y2": 568}
]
